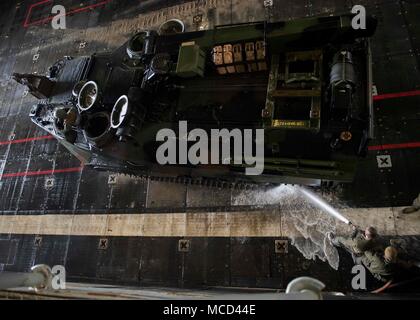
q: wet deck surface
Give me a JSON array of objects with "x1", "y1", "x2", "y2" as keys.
[{"x1": 0, "y1": 0, "x2": 419, "y2": 291}]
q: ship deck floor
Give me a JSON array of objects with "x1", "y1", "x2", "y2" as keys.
[{"x1": 0, "y1": 0, "x2": 419, "y2": 292}]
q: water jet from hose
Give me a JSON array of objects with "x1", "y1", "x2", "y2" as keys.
[{"x1": 297, "y1": 187, "x2": 351, "y2": 225}]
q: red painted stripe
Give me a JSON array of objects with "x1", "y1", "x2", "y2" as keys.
[
  {"x1": 23, "y1": 0, "x2": 51, "y2": 28},
  {"x1": 1, "y1": 167, "x2": 83, "y2": 179},
  {"x1": 0, "y1": 135, "x2": 54, "y2": 146},
  {"x1": 24, "y1": 0, "x2": 113, "y2": 27},
  {"x1": 369, "y1": 142, "x2": 420, "y2": 151},
  {"x1": 373, "y1": 90, "x2": 420, "y2": 101}
]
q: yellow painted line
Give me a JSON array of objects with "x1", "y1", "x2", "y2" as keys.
[
  {"x1": 0, "y1": 207, "x2": 417, "y2": 237},
  {"x1": 0, "y1": 212, "x2": 281, "y2": 238}
]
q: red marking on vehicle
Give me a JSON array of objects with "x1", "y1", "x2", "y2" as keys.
[
  {"x1": 369, "y1": 142, "x2": 420, "y2": 151},
  {"x1": 24, "y1": 0, "x2": 112, "y2": 27},
  {"x1": 1, "y1": 167, "x2": 83, "y2": 178},
  {"x1": 0, "y1": 135, "x2": 54, "y2": 146},
  {"x1": 373, "y1": 90, "x2": 420, "y2": 101}
]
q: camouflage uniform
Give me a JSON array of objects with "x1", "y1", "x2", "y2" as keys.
[
  {"x1": 333, "y1": 228, "x2": 383, "y2": 257},
  {"x1": 63, "y1": 109, "x2": 78, "y2": 132},
  {"x1": 54, "y1": 107, "x2": 79, "y2": 143},
  {"x1": 361, "y1": 251, "x2": 396, "y2": 282}
]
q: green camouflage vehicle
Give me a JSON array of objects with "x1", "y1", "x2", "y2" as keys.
[{"x1": 14, "y1": 14, "x2": 377, "y2": 188}]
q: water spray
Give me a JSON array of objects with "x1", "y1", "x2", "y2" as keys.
[
  {"x1": 297, "y1": 187, "x2": 352, "y2": 225},
  {"x1": 268, "y1": 184, "x2": 343, "y2": 269}
]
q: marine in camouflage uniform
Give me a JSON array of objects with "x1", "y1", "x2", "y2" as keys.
[
  {"x1": 54, "y1": 107, "x2": 79, "y2": 143},
  {"x1": 361, "y1": 248, "x2": 397, "y2": 282},
  {"x1": 329, "y1": 226, "x2": 384, "y2": 262}
]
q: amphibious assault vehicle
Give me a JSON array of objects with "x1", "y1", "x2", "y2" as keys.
[{"x1": 14, "y1": 14, "x2": 377, "y2": 187}]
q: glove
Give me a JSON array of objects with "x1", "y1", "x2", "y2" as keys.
[{"x1": 327, "y1": 232, "x2": 335, "y2": 241}]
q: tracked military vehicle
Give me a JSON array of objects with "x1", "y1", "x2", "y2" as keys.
[{"x1": 14, "y1": 14, "x2": 377, "y2": 188}]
